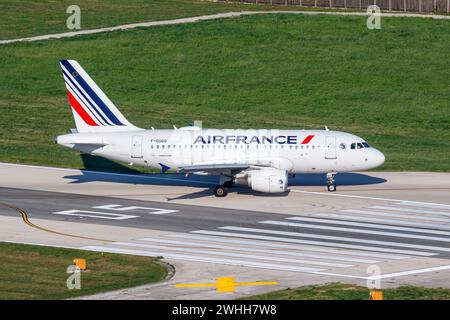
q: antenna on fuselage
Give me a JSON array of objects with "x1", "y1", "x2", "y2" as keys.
[
  {"x1": 173, "y1": 125, "x2": 178, "y2": 130},
  {"x1": 325, "y1": 126, "x2": 329, "y2": 131}
]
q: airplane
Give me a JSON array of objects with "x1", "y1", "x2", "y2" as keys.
[{"x1": 56, "y1": 60, "x2": 385, "y2": 197}]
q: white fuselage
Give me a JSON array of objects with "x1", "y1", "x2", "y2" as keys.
[{"x1": 57, "y1": 127, "x2": 385, "y2": 174}]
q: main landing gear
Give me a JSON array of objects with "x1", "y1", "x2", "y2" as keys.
[
  {"x1": 214, "y1": 176, "x2": 233, "y2": 197},
  {"x1": 214, "y1": 185, "x2": 228, "y2": 197},
  {"x1": 326, "y1": 172, "x2": 337, "y2": 192}
]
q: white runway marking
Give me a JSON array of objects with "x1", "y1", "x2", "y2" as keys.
[
  {"x1": 342, "y1": 209, "x2": 449, "y2": 223},
  {"x1": 285, "y1": 217, "x2": 450, "y2": 236},
  {"x1": 2, "y1": 11, "x2": 449, "y2": 45},
  {"x1": 81, "y1": 245, "x2": 325, "y2": 273},
  {"x1": 218, "y1": 226, "x2": 450, "y2": 252},
  {"x1": 315, "y1": 213, "x2": 450, "y2": 230},
  {"x1": 193, "y1": 230, "x2": 435, "y2": 256},
  {"x1": 52, "y1": 209, "x2": 139, "y2": 220},
  {"x1": 112, "y1": 241, "x2": 352, "y2": 268},
  {"x1": 290, "y1": 189, "x2": 450, "y2": 207},
  {"x1": 259, "y1": 220, "x2": 450, "y2": 243},
  {"x1": 93, "y1": 204, "x2": 178, "y2": 215},
  {"x1": 370, "y1": 205, "x2": 450, "y2": 217},
  {"x1": 137, "y1": 237, "x2": 379, "y2": 263},
  {"x1": 397, "y1": 202, "x2": 450, "y2": 210},
  {"x1": 167, "y1": 233, "x2": 406, "y2": 260},
  {"x1": 369, "y1": 264, "x2": 450, "y2": 280}
]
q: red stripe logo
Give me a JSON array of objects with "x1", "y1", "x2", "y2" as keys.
[
  {"x1": 300, "y1": 134, "x2": 314, "y2": 144},
  {"x1": 67, "y1": 89, "x2": 98, "y2": 126}
]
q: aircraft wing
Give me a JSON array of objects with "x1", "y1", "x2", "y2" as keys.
[
  {"x1": 177, "y1": 161, "x2": 272, "y2": 175},
  {"x1": 178, "y1": 163, "x2": 250, "y2": 172}
]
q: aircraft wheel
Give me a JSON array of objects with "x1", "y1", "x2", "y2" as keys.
[
  {"x1": 327, "y1": 184, "x2": 337, "y2": 192},
  {"x1": 214, "y1": 185, "x2": 228, "y2": 197}
]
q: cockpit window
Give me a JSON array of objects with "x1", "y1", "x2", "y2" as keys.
[{"x1": 351, "y1": 142, "x2": 370, "y2": 149}]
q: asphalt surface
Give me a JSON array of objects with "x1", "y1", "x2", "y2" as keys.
[
  {"x1": 2, "y1": 186, "x2": 450, "y2": 260},
  {"x1": 2, "y1": 165, "x2": 450, "y2": 298}
]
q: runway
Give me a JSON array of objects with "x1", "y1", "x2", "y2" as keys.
[{"x1": 1, "y1": 162, "x2": 450, "y2": 299}]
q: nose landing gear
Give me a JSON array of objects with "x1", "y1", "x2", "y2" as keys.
[{"x1": 326, "y1": 172, "x2": 337, "y2": 192}]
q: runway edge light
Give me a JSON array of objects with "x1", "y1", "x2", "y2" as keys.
[
  {"x1": 73, "y1": 258, "x2": 86, "y2": 271},
  {"x1": 370, "y1": 291, "x2": 383, "y2": 300}
]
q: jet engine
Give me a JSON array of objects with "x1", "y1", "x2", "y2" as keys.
[{"x1": 236, "y1": 169, "x2": 288, "y2": 193}]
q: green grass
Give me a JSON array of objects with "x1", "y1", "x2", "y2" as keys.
[
  {"x1": 0, "y1": 13, "x2": 449, "y2": 171},
  {"x1": 0, "y1": 0, "x2": 367, "y2": 40},
  {"x1": 244, "y1": 283, "x2": 450, "y2": 300},
  {"x1": 0, "y1": 241, "x2": 168, "y2": 299}
]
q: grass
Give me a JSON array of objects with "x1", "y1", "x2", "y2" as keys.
[
  {"x1": 0, "y1": 12, "x2": 449, "y2": 171},
  {"x1": 0, "y1": 241, "x2": 168, "y2": 299},
  {"x1": 0, "y1": 0, "x2": 370, "y2": 40},
  {"x1": 244, "y1": 283, "x2": 450, "y2": 300}
]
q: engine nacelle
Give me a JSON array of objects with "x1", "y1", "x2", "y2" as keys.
[{"x1": 244, "y1": 169, "x2": 288, "y2": 193}]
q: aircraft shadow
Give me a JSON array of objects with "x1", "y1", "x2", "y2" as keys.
[
  {"x1": 289, "y1": 173, "x2": 387, "y2": 186},
  {"x1": 65, "y1": 155, "x2": 386, "y2": 198}
]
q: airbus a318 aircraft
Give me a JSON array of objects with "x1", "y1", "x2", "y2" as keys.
[{"x1": 56, "y1": 60, "x2": 385, "y2": 197}]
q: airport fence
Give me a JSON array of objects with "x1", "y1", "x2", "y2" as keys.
[{"x1": 218, "y1": 0, "x2": 450, "y2": 14}]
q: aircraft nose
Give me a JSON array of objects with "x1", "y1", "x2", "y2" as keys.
[{"x1": 373, "y1": 149, "x2": 385, "y2": 167}]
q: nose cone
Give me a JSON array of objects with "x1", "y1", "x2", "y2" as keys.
[{"x1": 372, "y1": 149, "x2": 385, "y2": 168}]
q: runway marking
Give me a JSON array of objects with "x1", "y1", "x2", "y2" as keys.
[
  {"x1": 174, "y1": 277, "x2": 278, "y2": 293},
  {"x1": 167, "y1": 233, "x2": 406, "y2": 260},
  {"x1": 369, "y1": 206, "x2": 450, "y2": 216},
  {"x1": 258, "y1": 221, "x2": 450, "y2": 243},
  {"x1": 342, "y1": 209, "x2": 450, "y2": 223},
  {"x1": 82, "y1": 242, "x2": 450, "y2": 281},
  {"x1": 81, "y1": 245, "x2": 325, "y2": 273},
  {"x1": 217, "y1": 226, "x2": 450, "y2": 252},
  {"x1": 0, "y1": 201, "x2": 111, "y2": 242},
  {"x1": 111, "y1": 241, "x2": 352, "y2": 268},
  {"x1": 93, "y1": 204, "x2": 178, "y2": 215},
  {"x1": 315, "y1": 213, "x2": 450, "y2": 230},
  {"x1": 193, "y1": 230, "x2": 435, "y2": 256},
  {"x1": 397, "y1": 202, "x2": 450, "y2": 210},
  {"x1": 368, "y1": 264, "x2": 450, "y2": 280},
  {"x1": 284, "y1": 217, "x2": 450, "y2": 236},
  {"x1": 137, "y1": 237, "x2": 380, "y2": 263},
  {"x1": 52, "y1": 209, "x2": 139, "y2": 220},
  {"x1": 289, "y1": 189, "x2": 450, "y2": 207}
]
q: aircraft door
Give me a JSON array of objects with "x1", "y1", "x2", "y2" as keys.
[
  {"x1": 325, "y1": 136, "x2": 337, "y2": 159},
  {"x1": 131, "y1": 135, "x2": 143, "y2": 158}
]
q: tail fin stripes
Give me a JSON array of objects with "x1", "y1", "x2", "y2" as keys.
[
  {"x1": 66, "y1": 89, "x2": 98, "y2": 126},
  {"x1": 60, "y1": 60, "x2": 139, "y2": 133},
  {"x1": 62, "y1": 68, "x2": 110, "y2": 126}
]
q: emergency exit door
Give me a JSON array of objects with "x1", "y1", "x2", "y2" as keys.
[
  {"x1": 131, "y1": 135, "x2": 143, "y2": 158},
  {"x1": 325, "y1": 136, "x2": 337, "y2": 159}
]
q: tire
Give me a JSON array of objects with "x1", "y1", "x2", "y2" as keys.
[
  {"x1": 327, "y1": 184, "x2": 336, "y2": 192},
  {"x1": 214, "y1": 185, "x2": 228, "y2": 197}
]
